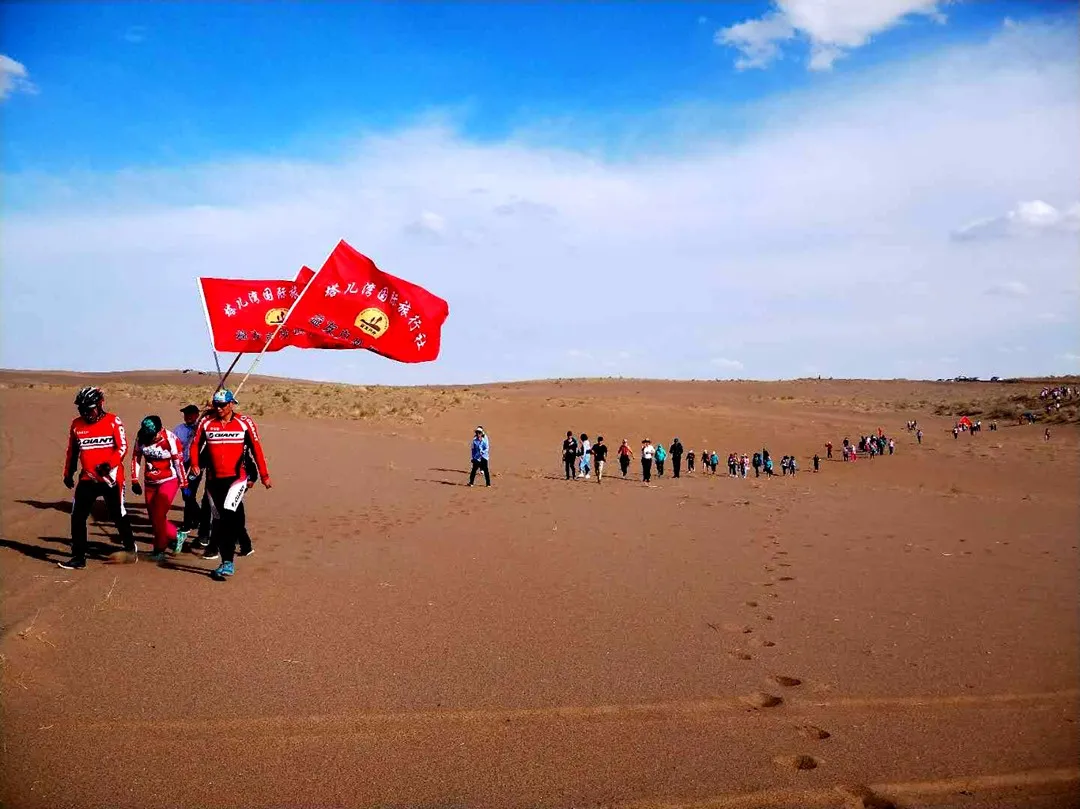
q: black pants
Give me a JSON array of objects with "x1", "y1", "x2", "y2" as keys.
[
  {"x1": 620, "y1": 456, "x2": 630, "y2": 477},
  {"x1": 205, "y1": 478, "x2": 252, "y2": 563},
  {"x1": 202, "y1": 488, "x2": 251, "y2": 555},
  {"x1": 71, "y1": 479, "x2": 135, "y2": 557},
  {"x1": 182, "y1": 472, "x2": 202, "y2": 531},
  {"x1": 469, "y1": 458, "x2": 490, "y2": 486},
  {"x1": 564, "y1": 456, "x2": 576, "y2": 480},
  {"x1": 656, "y1": 459, "x2": 665, "y2": 476},
  {"x1": 641, "y1": 458, "x2": 652, "y2": 481},
  {"x1": 687, "y1": 458, "x2": 695, "y2": 471},
  {"x1": 754, "y1": 466, "x2": 760, "y2": 477},
  {"x1": 673, "y1": 456, "x2": 682, "y2": 478}
]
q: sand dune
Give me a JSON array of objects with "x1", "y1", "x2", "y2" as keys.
[{"x1": 1, "y1": 373, "x2": 1077, "y2": 808}]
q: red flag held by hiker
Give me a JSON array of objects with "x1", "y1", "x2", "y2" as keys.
[
  {"x1": 198, "y1": 271, "x2": 334, "y2": 353},
  {"x1": 285, "y1": 240, "x2": 449, "y2": 363}
]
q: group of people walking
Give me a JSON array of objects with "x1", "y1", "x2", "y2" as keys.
[
  {"x1": 59, "y1": 385, "x2": 271, "y2": 580},
  {"x1": 557, "y1": 434, "x2": 813, "y2": 484}
]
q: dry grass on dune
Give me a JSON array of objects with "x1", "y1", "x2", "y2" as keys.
[{"x1": 0, "y1": 379, "x2": 492, "y2": 424}]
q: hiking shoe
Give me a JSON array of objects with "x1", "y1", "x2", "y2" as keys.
[
  {"x1": 57, "y1": 556, "x2": 86, "y2": 570},
  {"x1": 149, "y1": 550, "x2": 167, "y2": 563},
  {"x1": 193, "y1": 536, "x2": 209, "y2": 549},
  {"x1": 203, "y1": 551, "x2": 220, "y2": 561},
  {"x1": 237, "y1": 547, "x2": 255, "y2": 558},
  {"x1": 172, "y1": 531, "x2": 188, "y2": 554},
  {"x1": 211, "y1": 561, "x2": 234, "y2": 579}
]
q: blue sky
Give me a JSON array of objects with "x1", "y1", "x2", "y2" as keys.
[{"x1": 2, "y1": 1, "x2": 1078, "y2": 384}]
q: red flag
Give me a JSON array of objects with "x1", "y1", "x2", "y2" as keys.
[
  {"x1": 198, "y1": 272, "x2": 334, "y2": 352},
  {"x1": 285, "y1": 241, "x2": 449, "y2": 363}
]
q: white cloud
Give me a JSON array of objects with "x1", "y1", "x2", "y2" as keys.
[
  {"x1": 717, "y1": 0, "x2": 947, "y2": 71},
  {"x1": 493, "y1": 198, "x2": 558, "y2": 220},
  {"x1": 985, "y1": 281, "x2": 1030, "y2": 298},
  {"x1": 2, "y1": 19, "x2": 1078, "y2": 384},
  {"x1": 0, "y1": 54, "x2": 36, "y2": 100},
  {"x1": 952, "y1": 200, "x2": 1080, "y2": 241},
  {"x1": 711, "y1": 358, "x2": 745, "y2": 371},
  {"x1": 715, "y1": 13, "x2": 795, "y2": 71},
  {"x1": 402, "y1": 211, "x2": 449, "y2": 243}
]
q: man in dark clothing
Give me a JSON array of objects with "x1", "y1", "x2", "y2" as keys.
[
  {"x1": 670, "y1": 438, "x2": 684, "y2": 478},
  {"x1": 813, "y1": 453, "x2": 820, "y2": 472},
  {"x1": 591, "y1": 436, "x2": 608, "y2": 484},
  {"x1": 562, "y1": 431, "x2": 578, "y2": 480},
  {"x1": 752, "y1": 452, "x2": 762, "y2": 477}
]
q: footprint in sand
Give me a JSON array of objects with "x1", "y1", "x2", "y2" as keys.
[
  {"x1": 778, "y1": 576, "x2": 795, "y2": 582},
  {"x1": 767, "y1": 675, "x2": 802, "y2": 687},
  {"x1": 796, "y1": 723, "x2": 831, "y2": 740},
  {"x1": 778, "y1": 562, "x2": 792, "y2": 568},
  {"x1": 774, "y1": 753, "x2": 819, "y2": 771},
  {"x1": 723, "y1": 622, "x2": 754, "y2": 634},
  {"x1": 749, "y1": 638, "x2": 776, "y2": 648},
  {"x1": 741, "y1": 691, "x2": 783, "y2": 708},
  {"x1": 834, "y1": 784, "x2": 894, "y2": 809},
  {"x1": 745, "y1": 600, "x2": 759, "y2": 608},
  {"x1": 762, "y1": 614, "x2": 775, "y2": 621},
  {"x1": 728, "y1": 651, "x2": 753, "y2": 661}
]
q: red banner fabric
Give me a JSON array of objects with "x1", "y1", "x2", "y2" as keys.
[
  {"x1": 286, "y1": 241, "x2": 449, "y2": 363},
  {"x1": 199, "y1": 275, "x2": 334, "y2": 352}
]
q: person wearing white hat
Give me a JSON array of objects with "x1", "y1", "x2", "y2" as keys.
[{"x1": 468, "y1": 426, "x2": 490, "y2": 487}]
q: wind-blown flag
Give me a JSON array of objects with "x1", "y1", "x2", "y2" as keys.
[
  {"x1": 198, "y1": 268, "x2": 335, "y2": 352},
  {"x1": 285, "y1": 240, "x2": 449, "y2": 363}
]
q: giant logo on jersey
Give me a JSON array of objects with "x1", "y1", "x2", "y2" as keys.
[
  {"x1": 78, "y1": 435, "x2": 116, "y2": 448},
  {"x1": 206, "y1": 431, "x2": 245, "y2": 442}
]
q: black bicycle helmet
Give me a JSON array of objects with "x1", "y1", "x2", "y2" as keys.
[{"x1": 74, "y1": 386, "x2": 104, "y2": 419}]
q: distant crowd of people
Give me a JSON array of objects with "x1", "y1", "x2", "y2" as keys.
[{"x1": 555, "y1": 433, "x2": 847, "y2": 484}]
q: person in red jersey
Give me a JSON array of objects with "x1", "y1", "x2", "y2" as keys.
[
  {"x1": 59, "y1": 386, "x2": 137, "y2": 569},
  {"x1": 189, "y1": 388, "x2": 271, "y2": 580},
  {"x1": 130, "y1": 415, "x2": 188, "y2": 562}
]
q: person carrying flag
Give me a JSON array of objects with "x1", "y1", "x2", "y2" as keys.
[
  {"x1": 130, "y1": 415, "x2": 188, "y2": 562},
  {"x1": 59, "y1": 386, "x2": 138, "y2": 569},
  {"x1": 189, "y1": 389, "x2": 272, "y2": 580}
]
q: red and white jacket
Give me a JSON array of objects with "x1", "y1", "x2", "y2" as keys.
[
  {"x1": 64, "y1": 413, "x2": 127, "y2": 485},
  {"x1": 131, "y1": 429, "x2": 188, "y2": 487},
  {"x1": 192, "y1": 413, "x2": 270, "y2": 482}
]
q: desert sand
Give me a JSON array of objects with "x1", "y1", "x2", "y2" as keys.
[{"x1": 1, "y1": 371, "x2": 1077, "y2": 809}]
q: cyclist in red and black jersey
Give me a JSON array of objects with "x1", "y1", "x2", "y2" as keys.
[
  {"x1": 58, "y1": 386, "x2": 137, "y2": 569},
  {"x1": 189, "y1": 388, "x2": 271, "y2": 580}
]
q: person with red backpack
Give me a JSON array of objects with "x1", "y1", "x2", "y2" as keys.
[
  {"x1": 130, "y1": 415, "x2": 188, "y2": 562},
  {"x1": 59, "y1": 386, "x2": 138, "y2": 569}
]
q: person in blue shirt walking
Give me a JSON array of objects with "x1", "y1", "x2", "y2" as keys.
[
  {"x1": 468, "y1": 426, "x2": 491, "y2": 487},
  {"x1": 173, "y1": 403, "x2": 203, "y2": 550}
]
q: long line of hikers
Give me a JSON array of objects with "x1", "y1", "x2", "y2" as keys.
[{"x1": 557, "y1": 431, "x2": 904, "y2": 485}]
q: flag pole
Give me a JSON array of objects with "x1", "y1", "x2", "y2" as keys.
[
  {"x1": 233, "y1": 268, "x2": 322, "y2": 397},
  {"x1": 217, "y1": 352, "x2": 245, "y2": 392}
]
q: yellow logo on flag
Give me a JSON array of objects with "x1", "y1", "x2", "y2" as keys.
[
  {"x1": 354, "y1": 308, "x2": 389, "y2": 339},
  {"x1": 264, "y1": 308, "x2": 288, "y2": 326}
]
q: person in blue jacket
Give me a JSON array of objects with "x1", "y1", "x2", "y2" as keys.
[{"x1": 469, "y1": 426, "x2": 491, "y2": 487}]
